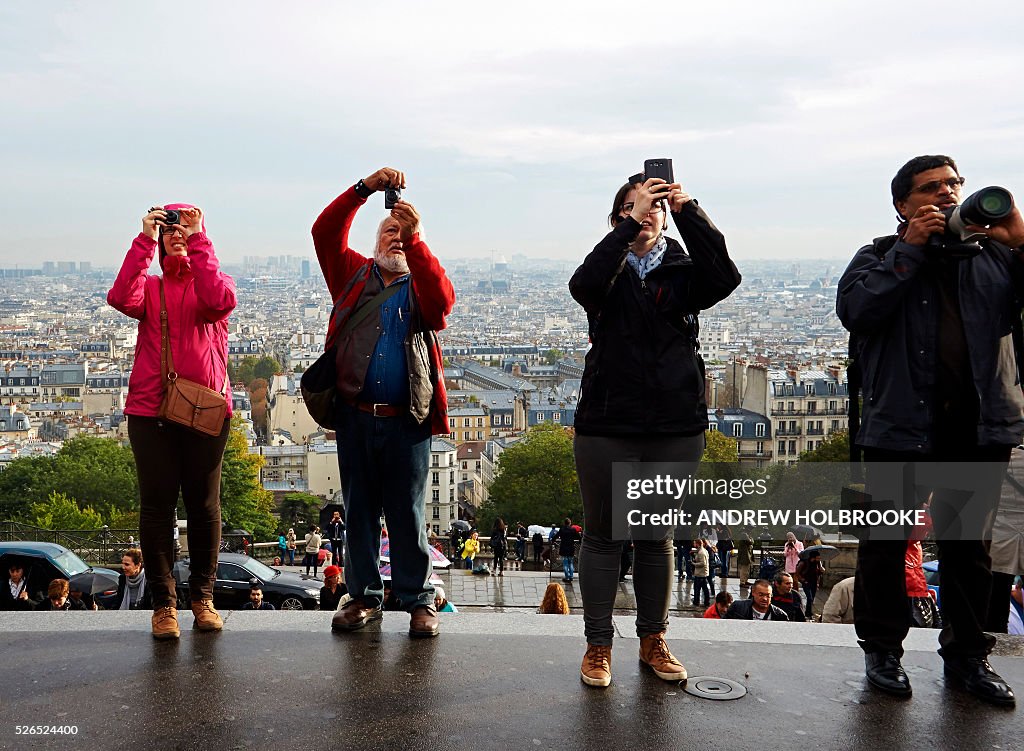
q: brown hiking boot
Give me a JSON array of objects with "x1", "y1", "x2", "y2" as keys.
[
  {"x1": 191, "y1": 599, "x2": 223, "y2": 631},
  {"x1": 409, "y1": 605, "x2": 440, "y2": 638},
  {"x1": 639, "y1": 633, "x2": 687, "y2": 681},
  {"x1": 580, "y1": 643, "x2": 612, "y2": 687},
  {"x1": 151, "y1": 606, "x2": 180, "y2": 640},
  {"x1": 331, "y1": 598, "x2": 383, "y2": 632}
]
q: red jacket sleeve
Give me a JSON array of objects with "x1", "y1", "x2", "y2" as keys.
[
  {"x1": 312, "y1": 186, "x2": 371, "y2": 302},
  {"x1": 186, "y1": 232, "x2": 237, "y2": 322},
  {"x1": 107, "y1": 233, "x2": 157, "y2": 320},
  {"x1": 405, "y1": 233, "x2": 455, "y2": 331}
]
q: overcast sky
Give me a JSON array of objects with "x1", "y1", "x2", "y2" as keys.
[{"x1": 3, "y1": 1, "x2": 1024, "y2": 270}]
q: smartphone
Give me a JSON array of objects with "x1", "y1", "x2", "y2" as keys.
[
  {"x1": 644, "y1": 158, "x2": 674, "y2": 184},
  {"x1": 384, "y1": 188, "x2": 401, "y2": 209}
]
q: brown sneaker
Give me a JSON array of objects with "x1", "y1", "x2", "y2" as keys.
[
  {"x1": 331, "y1": 598, "x2": 383, "y2": 632},
  {"x1": 151, "y1": 606, "x2": 180, "y2": 640},
  {"x1": 191, "y1": 599, "x2": 223, "y2": 631},
  {"x1": 409, "y1": 605, "x2": 440, "y2": 638},
  {"x1": 639, "y1": 633, "x2": 687, "y2": 681},
  {"x1": 580, "y1": 643, "x2": 612, "y2": 687}
]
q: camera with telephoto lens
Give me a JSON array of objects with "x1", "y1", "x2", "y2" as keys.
[{"x1": 928, "y1": 186, "x2": 1015, "y2": 258}]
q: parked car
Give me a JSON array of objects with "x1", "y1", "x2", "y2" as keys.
[
  {"x1": 923, "y1": 559, "x2": 940, "y2": 608},
  {"x1": 172, "y1": 553, "x2": 320, "y2": 610},
  {"x1": 0, "y1": 541, "x2": 120, "y2": 607}
]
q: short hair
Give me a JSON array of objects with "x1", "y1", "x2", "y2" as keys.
[
  {"x1": 752, "y1": 578, "x2": 772, "y2": 591},
  {"x1": 773, "y1": 571, "x2": 793, "y2": 585},
  {"x1": 715, "y1": 591, "x2": 734, "y2": 606},
  {"x1": 563, "y1": 517, "x2": 572, "y2": 526},
  {"x1": 538, "y1": 582, "x2": 570, "y2": 614},
  {"x1": 891, "y1": 155, "x2": 959, "y2": 212},
  {"x1": 123, "y1": 548, "x2": 143, "y2": 566},
  {"x1": 8, "y1": 561, "x2": 23, "y2": 572},
  {"x1": 249, "y1": 580, "x2": 263, "y2": 592},
  {"x1": 48, "y1": 579, "x2": 69, "y2": 599}
]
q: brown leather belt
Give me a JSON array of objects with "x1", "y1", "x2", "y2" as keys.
[{"x1": 346, "y1": 399, "x2": 406, "y2": 417}]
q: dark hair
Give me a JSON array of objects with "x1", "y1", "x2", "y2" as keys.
[
  {"x1": 715, "y1": 591, "x2": 733, "y2": 606},
  {"x1": 123, "y1": 548, "x2": 143, "y2": 566},
  {"x1": 563, "y1": 517, "x2": 572, "y2": 526},
  {"x1": 773, "y1": 571, "x2": 792, "y2": 585},
  {"x1": 493, "y1": 517, "x2": 506, "y2": 534},
  {"x1": 752, "y1": 578, "x2": 772, "y2": 591},
  {"x1": 249, "y1": 579, "x2": 262, "y2": 592},
  {"x1": 891, "y1": 155, "x2": 959, "y2": 216}
]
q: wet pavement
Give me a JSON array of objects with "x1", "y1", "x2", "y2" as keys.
[{"x1": 0, "y1": 611, "x2": 1020, "y2": 751}]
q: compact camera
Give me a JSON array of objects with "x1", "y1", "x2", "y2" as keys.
[{"x1": 384, "y1": 188, "x2": 401, "y2": 209}]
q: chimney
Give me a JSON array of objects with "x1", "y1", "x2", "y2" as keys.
[
  {"x1": 827, "y1": 364, "x2": 844, "y2": 382},
  {"x1": 787, "y1": 367, "x2": 799, "y2": 384}
]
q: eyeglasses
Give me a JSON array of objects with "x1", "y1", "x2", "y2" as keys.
[
  {"x1": 621, "y1": 202, "x2": 665, "y2": 215},
  {"x1": 911, "y1": 177, "x2": 965, "y2": 195}
]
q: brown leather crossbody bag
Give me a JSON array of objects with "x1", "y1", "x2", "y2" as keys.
[{"x1": 158, "y1": 279, "x2": 228, "y2": 436}]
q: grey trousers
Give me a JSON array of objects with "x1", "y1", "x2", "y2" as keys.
[{"x1": 574, "y1": 433, "x2": 705, "y2": 646}]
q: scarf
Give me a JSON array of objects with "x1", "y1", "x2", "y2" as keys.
[
  {"x1": 120, "y1": 569, "x2": 147, "y2": 610},
  {"x1": 626, "y1": 235, "x2": 668, "y2": 280},
  {"x1": 9, "y1": 578, "x2": 25, "y2": 598}
]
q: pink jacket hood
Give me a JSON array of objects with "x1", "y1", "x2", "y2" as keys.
[{"x1": 108, "y1": 218, "x2": 237, "y2": 419}]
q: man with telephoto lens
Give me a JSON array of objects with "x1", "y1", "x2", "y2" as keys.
[{"x1": 837, "y1": 155, "x2": 1024, "y2": 706}]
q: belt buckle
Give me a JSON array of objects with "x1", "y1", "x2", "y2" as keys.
[{"x1": 372, "y1": 403, "x2": 386, "y2": 417}]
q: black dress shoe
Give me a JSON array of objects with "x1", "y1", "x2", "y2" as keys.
[
  {"x1": 943, "y1": 657, "x2": 1016, "y2": 707},
  {"x1": 865, "y1": 651, "x2": 912, "y2": 697}
]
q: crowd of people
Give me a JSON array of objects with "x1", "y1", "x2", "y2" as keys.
[{"x1": 16, "y1": 156, "x2": 1013, "y2": 710}]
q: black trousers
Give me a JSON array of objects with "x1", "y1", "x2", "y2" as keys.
[
  {"x1": 128, "y1": 416, "x2": 230, "y2": 609},
  {"x1": 855, "y1": 443, "x2": 1010, "y2": 659}
]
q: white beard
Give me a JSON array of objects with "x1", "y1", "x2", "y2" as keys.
[{"x1": 375, "y1": 248, "x2": 410, "y2": 275}]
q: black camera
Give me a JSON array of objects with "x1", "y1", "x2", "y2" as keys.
[
  {"x1": 384, "y1": 188, "x2": 401, "y2": 209},
  {"x1": 929, "y1": 186, "x2": 1015, "y2": 257},
  {"x1": 159, "y1": 209, "x2": 181, "y2": 235}
]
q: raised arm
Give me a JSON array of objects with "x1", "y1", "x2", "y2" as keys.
[
  {"x1": 669, "y1": 199, "x2": 742, "y2": 310},
  {"x1": 107, "y1": 209, "x2": 164, "y2": 319}
]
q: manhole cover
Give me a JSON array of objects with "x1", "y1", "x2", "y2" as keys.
[{"x1": 682, "y1": 676, "x2": 747, "y2": 701}]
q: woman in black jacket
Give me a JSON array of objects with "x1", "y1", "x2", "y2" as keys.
[
  {"x1": 490, "y1": 518, "x2": 508, "y2": 577},
  {"x1": 569, "y1": 175, "x2": 740, "y2": 688}
]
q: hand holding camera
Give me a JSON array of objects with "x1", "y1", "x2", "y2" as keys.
[
  {"x1": 142, "y1": 208, "x2": 165, "y2": 240},
  {"x1": 628, "y1": 178, "x2": 675, "y2": 224},
  {"x1": 391, "y1": 200, "x2": 421, "y2": 242}
]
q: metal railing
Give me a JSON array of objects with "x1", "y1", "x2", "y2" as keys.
[{"x1": 0, "y1": 520, "x2": 141, "y2": 566}]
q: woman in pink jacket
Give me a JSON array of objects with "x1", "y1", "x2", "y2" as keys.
[{"x1": 107, "y1": 204, "x2": 236, "y2": 640}]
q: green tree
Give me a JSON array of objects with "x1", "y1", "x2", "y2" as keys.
[
  {"x1": 29, "y1": 491, "x2": 105, "y2": 530},
  {"x1": 543, "y1": 349, "x2": 565, "y2": 365},
  {"x1": 702, "y1": 429, "x2": 739, "y2": 463},
  {"x1": 253, "y1": 356, "x2": 281, "y2": 382},
  {"x1": 278, "y1": 492, "x2": 323, "y2": 532},
  {"x1": 231, "y1": 356, "x2": 259, "y2": 386},
  {"x1": 479, "y1": 423, "x2": 581, "y2": 531},
  {"x1": 219, "y1": 417, "x2": 277, "y2": 540},
  {"x1": 0, "y1": 437, "x2": 138, "y2": 522},
  {"x1": 799, "y1": 430, "x2": 850, "y2": 462}
]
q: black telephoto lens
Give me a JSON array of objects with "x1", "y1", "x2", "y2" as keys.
[{"x1": 958, "y1": 186, "x2": 1014, "y2": 225}]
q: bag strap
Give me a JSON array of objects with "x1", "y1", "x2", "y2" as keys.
[
  {"x1": 159, "y1": 279, "x2": 176, "y2": 383},
  {"x1": 338, "y1": 282, "x2": 404, "y2": 339},
  {"x1": 159, "y1": 278, "x2": 229, "y2": 396}
]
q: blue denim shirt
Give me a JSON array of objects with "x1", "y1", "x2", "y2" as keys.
[{"x1": 360, "y1": 267, "x2": 411, "y2": 405}]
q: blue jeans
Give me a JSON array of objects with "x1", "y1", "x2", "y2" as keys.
[
  {"x1": 692, "y1": 576, "x2": 710, "y2": 606},
  {"x1": 563, "y1": 554, "x2": 574, "y2": 580},
  {"x1": 336, "y1": 403, "x2": 433, "y2": 611},
  {"x1": 719, "y1": 549, "x2": 731, "y2": 577}
]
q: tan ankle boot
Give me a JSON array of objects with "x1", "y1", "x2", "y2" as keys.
[
  {"x1": 639, "y1": 633, "x2": 687, "y2": 681},
  {"x1": 151, "y1": 606, "x2": 180, "y2": 639},
  {"x1": 580, "y1": 643, "x2": 612, "y2": 687},
  {"x1": 191, "y1": 599, "x2": 223, "y2": 631}
]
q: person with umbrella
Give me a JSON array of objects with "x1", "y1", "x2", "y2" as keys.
[
  {"x1": 1, "y1": 561, "x2": 37, "y2": 611},
  {"x1": 797, "y1": 547, "x2": 828, "y2": 620}
]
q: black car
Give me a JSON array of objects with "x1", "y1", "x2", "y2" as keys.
[
  {"x1": 0, "y1": 541, "x2": 120, "y2": 607},
  {"x1": 172, "y1": 553, "x2": 320, "y2": 610}
]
